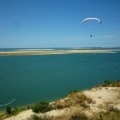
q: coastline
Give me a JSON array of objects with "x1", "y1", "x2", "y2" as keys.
[
  {"x1": 0, "y1": 49, "x2": 118, "y2": 56},
  {"x1": 2, "y1": 80, "x2": 120, "y2": 120}
]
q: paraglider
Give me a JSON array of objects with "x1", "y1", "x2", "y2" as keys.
[
  {"x1": 90, "y1": 34, "x2": 92, "y2": 37},
  {"x1": 81, "y1": 17, "x2": 102, "y2": 24},
  {"x1": 81, "y1": 17, "x2": 102, "y2": 37}
]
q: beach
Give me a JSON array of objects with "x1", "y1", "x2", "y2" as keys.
[{"x1": 0, "y1": 49, "x2": 118, "y2": 56}]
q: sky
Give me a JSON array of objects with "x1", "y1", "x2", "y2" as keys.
[{"x1": 0, "y1": 0, "x2": 120, "y2": 48}]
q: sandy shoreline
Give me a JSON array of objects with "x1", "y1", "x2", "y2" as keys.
[
  {"x1": 0, "y1": 49, "x2": 118, "y2": 56},
  {"x1": 4, "y1": 86, "x2": 120, "y2": 120}
]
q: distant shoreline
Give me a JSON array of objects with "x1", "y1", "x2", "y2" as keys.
[{"x1": 0, "y1": 49, "x2": 119, "y2": 56}]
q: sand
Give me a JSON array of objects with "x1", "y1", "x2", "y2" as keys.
[
  {"x1": 4, "y1": 86, "x2": 120, "y2": 120},
  {"x1": 83, "y1": 87, "x2": 120, "y2": 114},
  {"x1": 0, "y1": 49, "x2": 118, "y2": 56}
]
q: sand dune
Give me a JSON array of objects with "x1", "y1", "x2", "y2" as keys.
[{"x1": 4, "y1": 86, "x2": 120, "y2": 120}]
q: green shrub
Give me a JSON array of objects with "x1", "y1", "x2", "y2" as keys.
[
  {"x1": 69, "y1": 90, "x2": 78, "y2": 94},
  {"x1": 27, "y1": 114, "x2": 40, "y2": 120},
  {"x1": 27, "y1": 105, "x2": 31, "y2": 109},
  {"x1": 97, "y1": 115, "x2": 103, "y2": 120},
  {"x1": 6, "y1": 106, "x2": 12, "y2": 114},
  {"x1": 32, "y1": 101, "x2": 51, "y2": 113},
  {"x1": 104, "y1": 80, "x2": 111, "y2": 85}
]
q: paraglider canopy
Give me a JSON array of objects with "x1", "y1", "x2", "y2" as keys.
[{"x1": 81, "y1": 17, "x2": 102, "y2": 24}]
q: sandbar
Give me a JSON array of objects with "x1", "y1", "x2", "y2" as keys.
[{"x1": 0, "y1": 49, "x2": 119, "y2": 56}]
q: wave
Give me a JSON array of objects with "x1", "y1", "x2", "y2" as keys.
[{"x1": 0, "y1": 99, "x2": 16, "y2": 107}]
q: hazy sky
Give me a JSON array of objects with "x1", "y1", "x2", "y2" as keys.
[{"x1": 0, "y1": 0, "x2": 120, "y2": 48}]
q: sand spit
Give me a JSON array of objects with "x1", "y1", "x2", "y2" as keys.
[
  {"x1": 0, "y1": 49, "x2": 118, "y2": 56},
  {"x1": 4, "y1": 86, "x2": 120, "y2": 120}
]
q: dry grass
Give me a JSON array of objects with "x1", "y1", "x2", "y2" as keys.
[
  {"x1": 27, "y1": 114, "x2": 52, "y2": 120},
  {"x1": 90, "y1": 110, "x2": 120, "y2": 120},
  {"x1": 98, "y1": 80, "x2": 120, "y2": 87},
  {"x1": 51, "y1": 110, "x2": 88, "y2": 120},
  {"x1": 52, "y1": 92, "x2": 92, "y2": 110},
  {"x1": 27, "y1": 109, "x2": 120, "y2": 120},
  {"x1": 69, "y1": 111, "x2": 88, "y2": 120}
]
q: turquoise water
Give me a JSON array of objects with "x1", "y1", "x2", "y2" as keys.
[{"x1": 0, "y1": 49, "x2": 120, "y2": 109}]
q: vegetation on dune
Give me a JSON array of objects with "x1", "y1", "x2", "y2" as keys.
[
  {"x1": 0, "y1": 106, "x2": 29, "y2": 120},
  {"x1": 103, "y1": 80, "x2": 120, "y2": 87},
  {"x1": 6, "y1": 106, "x2": 12, "y2": 114},
  {"x1": 0, "y1": 80, "x2": 120, "y2": 120},
  {"x1": 27, "y1": 114, "x2": 52, "y2": 120},
  {"x1": 52, "y1": 90, "x2": 92, "y2": 110},
  {"x1": 94, "y1": 80, "x2": 120, "y2": 87},
  {"x1": 31, "y1": 101, "x2": 52, "y2": 113}
]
